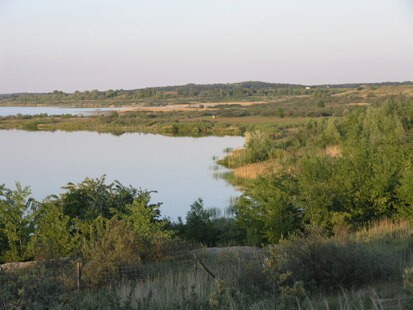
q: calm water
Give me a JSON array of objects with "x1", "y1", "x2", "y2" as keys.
[
  {"x1": 0, "y1": 130, "x2": 244, "y2": 219},
  {"x1": 0, "y1": 106, "x2": 130, "y2": 117}
]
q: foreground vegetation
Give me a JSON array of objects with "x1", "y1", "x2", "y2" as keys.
[
  {"x1": 0, "y1": 83, "x2": 412, "y2": 308},
  {"x1": 3, "y1": 217, "x2": 413, "y2": 309}
]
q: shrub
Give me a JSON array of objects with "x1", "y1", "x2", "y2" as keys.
[
  {"x1": 80, "y1": 217, "x2": 145, "y2": 286},
  {"x1": 263, "y1": 245, "x2": 305, "y2": 304},
  {"x1": 404, "y1": 266, "x2": 413, "y2": 293},
  {"x1": 243, "y1": 130, "x2": 272, "y2": 163},
  {"x1": 274, "y1": 227, "x2": 395, "y2": 290},
  {"x1": 184, "y1": 199, "x2": 215, "y2": 245},
  {"x1": 317, "y1": 100, "x2": 325, "y2": 108},
  {"x1": 21, "y1": 121, "x2": 39, "y2": 131}
]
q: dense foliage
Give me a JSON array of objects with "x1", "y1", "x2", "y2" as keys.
[
  {"x1": 229, "y1": 97, "x2": 412, "y2": 244},
  {"x1": 0, "y1": 177, "x2": 170, "y2": 268}
]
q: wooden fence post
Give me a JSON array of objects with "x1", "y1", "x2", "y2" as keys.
[
  {"x1": 194, "y1": 251, "x2": 198, "y2": 281},
  {"x1": 77, "y1": 262, "x2": 82, "y2": 291},
  {"x1": 194, "y1": 252, "x2": 215, "y2": 279}
]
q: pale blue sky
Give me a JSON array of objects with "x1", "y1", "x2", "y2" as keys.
[{"x1": 1, "y1": 0, "x2": 412, "y2": 93}]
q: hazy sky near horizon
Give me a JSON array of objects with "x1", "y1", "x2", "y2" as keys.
[{"x1": 1, "y1": 0, "x2": 412, "y2": 93}]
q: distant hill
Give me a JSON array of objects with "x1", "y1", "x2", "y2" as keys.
[
  {"x1": 1, "y1": 81, "x2": 412, "y2": 97},
  {"x1": 322, "y1": 81, "x2": 413, "y2": 89},
  {"x1": 0, "y1": 92, "x2": 47, "y2": 99},
  {"x1": 151, "y1": 81, "x2": 413, "y2": 92},
  {"x1": 151, "y1": 81, "x2": 305, "y2": 92}
]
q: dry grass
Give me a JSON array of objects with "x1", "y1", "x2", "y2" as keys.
[
  {"x1": 347, "y1": 102, "x2": 370, "y2": 106},
  {"x1": 0, "y1": 261, "x2": 37, "y2": 271},
  {"x1": 202, "y1": 101, "x2": 266, "y2": 106},
  {"x1": 233, "y1": 160, "x2": 280, "y2": 179},
  {"x1": 334, "y1": 85, "x2": 413, "y2": 99},
  {"x1": 353, "y1": 218, "x2": 413, "y2": 243},
  {"x1": 212, "y1": 116, "x2": 309, "y2": 125},
  {"x1": 113, "y1": 229, "x2": 411, "y2": 309},
  {"x1": 371, "y1": 85, "x2": 413, "y2": 96},
  {"x1": 115, "y1": 247, "x2": 265, "y2": 309},
  {"x1": 325, "y1": 145, "x2": 342, "y2": 157},
  {"x1": 118, "y1": 101, "x2": 266, "y2": 113},
  {"x1": 347, "y1": 219, "x2": 413, "y2": 267}
]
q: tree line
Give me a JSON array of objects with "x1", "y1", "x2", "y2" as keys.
[{"x1": 2, "y1": 84, "x2": 339, "y2": 103}]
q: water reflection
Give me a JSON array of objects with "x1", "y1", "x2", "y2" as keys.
[
  {"x1": 0, "y1": 106, "x2": 130, "y2": 117},
  {"x1": 0, "y1": 130, "x2": 244, "y2": 219}
]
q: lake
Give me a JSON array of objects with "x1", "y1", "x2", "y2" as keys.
[
  {"x1": 0, "y1": 130, "x2": 244, "y2": 219},
  {"x1": 0, "y1": 106, "x2": 130, "y2": 117}
]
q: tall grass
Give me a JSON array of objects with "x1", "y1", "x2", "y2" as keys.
[
  {"x1": 2, "y1": 220, "x2": 413, "y2": 309},
  {"x1": 115, "y1": 248, "x2": 265, "y2": 309},
  {"x1": 115, "y1": 221, "x2": 413, "y2": 309},
  {"x1": 353, "y1": 219, "x2": 413, "y2": 244},
  {"x1": 350, "y1": 219, "x2": 413, "y2": 268}
]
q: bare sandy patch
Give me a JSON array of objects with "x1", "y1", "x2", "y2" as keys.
[
  {"x1": 117, "y1": 101, "x2": 266, "y2": 113},
  {"x1": 325, "y1": 145, "x2": 342, "y2": 157},
  {"x1": 206, "y1": 101, "x2": 265, "y2": 106},
  {"x1": 233, "y1": 161, "x2": 280, "y2": 179}
]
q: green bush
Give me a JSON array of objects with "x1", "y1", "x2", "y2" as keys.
[
  {"x1": 243, "y1": 130, "x2": 272, "y2": 163},
  {"x1": 184, "y1": 199, "x2": 215, "y2": 245},
  {"x1": 274, "y1": 227, "x2": 395, "y2": 290}
]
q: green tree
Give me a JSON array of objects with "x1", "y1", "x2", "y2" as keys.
[
  {"x1": 0, "y1": 183, "x2": 36, "y2": 262},
  {"x1": 110, "y1": 110, "x2": 118, "y2": 118},
  {"x1": 277, "y1": 108, "x2": 285, "y2": 118},
  {"x1": 104, "y1": 89, "x2": 115, "y2": 98},
  {"x1": 184, "y1": 198, "x2": 214, "y2": 244},
  {"x1": 397, "y1": 164, "x2": 413, "y2": 216},
  {"x1": 31, "y1": 200, "x2": 78, "y2": 259},
  {"x1": 176, "y1": 88, "x2": 184, "y2": 96},
  {"x1": 114, "y1": 189, "x2": 168, "y2": 240},
  {"x1": 236, "y1": 174, "x2": 301, "y2": 244},
  {"x1": 90, "y1": 89, "x2": 100, "y2": 100},
  {"x1": 59, "y1": 176, "x2": 137, "y2": 222}
]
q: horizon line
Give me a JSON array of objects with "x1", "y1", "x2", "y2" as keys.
[{"x1": 2, "y1": 80, "x2": 412, "y2": 95}]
